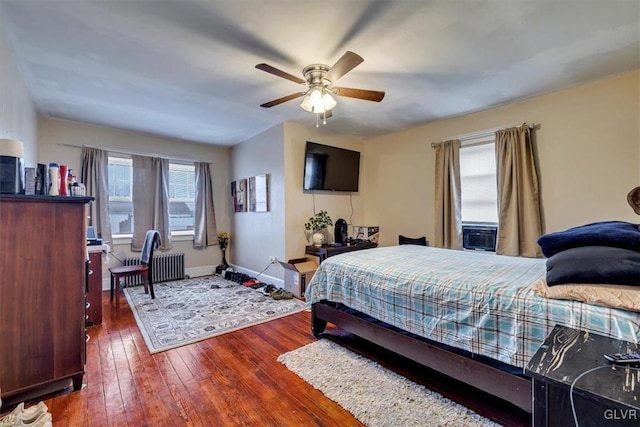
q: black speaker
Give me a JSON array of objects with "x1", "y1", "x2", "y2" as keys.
[
  {"x1": 0, "y1": 156, "x2": 24, "y2": 194},
  {"x1": 335, "y1": 218, "x2": 348, "y2": 244},
  {"x1": 35, "y1": 163, "x2": 48, "y2": 195}
]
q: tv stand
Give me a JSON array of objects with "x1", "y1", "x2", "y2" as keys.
[{"x1": 305, "y1": 242, "x2": 378, "y2": 263}]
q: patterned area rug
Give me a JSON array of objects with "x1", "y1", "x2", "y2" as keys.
[
  {"x1": 123, "y1": 275, "x2": 308, "y2": 354},
  {"x1": 278, "y1": 339, "x2": 500, "y2": 427}
]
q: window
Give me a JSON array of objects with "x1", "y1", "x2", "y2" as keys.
[
  {"x1": 168, "y1": 163, "x2": 196, "y2": 232},
  {"x1": 459, "y1": 138, "x2": 498, "y2": 224},
  {"x1": 108, "y1": 156, "x2": 133, "y2": 234},
  {"x1": 107, "y1": 156, "x2": 196, "y2": 235}
]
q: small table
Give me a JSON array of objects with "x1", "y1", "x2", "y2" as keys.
[
  {"x1": 525, "y1": 325, "x2": 640, "y2": 427},
  {"x1": 305, "y1": 242, "x2": 378, "y2": 263}
]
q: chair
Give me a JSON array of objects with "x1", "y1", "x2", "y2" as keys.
[
  {"x1": 109, "y1": 230, "x2": 161, "y2": 308},
  {"x1": 398, "y1": 235, "x2": 428, "y2": 246}
]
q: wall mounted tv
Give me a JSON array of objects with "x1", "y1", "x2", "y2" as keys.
[{"x1": 303, "y1": 141, "x2": 360, "y2": 192}]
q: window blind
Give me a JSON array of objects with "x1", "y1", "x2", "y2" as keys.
[{"x1": 460, "y1": 142, "x2": 498, "y2": 223}]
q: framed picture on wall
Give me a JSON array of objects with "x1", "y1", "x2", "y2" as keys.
[
  {"x1": 231, "y1": 179, "x2": 247, "y2": 213},
  {"x1": 248, "y1": 174, "x2": 270, "y2": 212}
]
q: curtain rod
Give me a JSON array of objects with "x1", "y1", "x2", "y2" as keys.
[
  {"x1": 429, "y1": 122, "x2": 536, "y2": 148},
  {"x1": 58, "y1": 143, "x2": 205, "y2": 163}
]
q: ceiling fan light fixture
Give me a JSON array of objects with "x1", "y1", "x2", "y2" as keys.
[
  {"x1": 322, "y1": 90, "x2": 337, "y2": 110},
  {"x1": 299, "y1": 91, "x2": 315, "y2": 112},
  {"x1": 300, "y1": 87, "x2": 336, "y2": 114}
]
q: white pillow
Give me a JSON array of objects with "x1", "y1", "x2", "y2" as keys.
[{"x1": 533, "y1": 279, "x2": 640, "y2": 313}]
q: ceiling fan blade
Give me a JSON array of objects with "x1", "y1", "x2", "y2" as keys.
[
  {"x1": 260, "y1": 92, "x2": 306, "y2": 108},
  {"x1": 323, "y1": 51, "x2": 364, "y2": 83},
  {"x1": 334, "y1": 87, "x2": 385, "y2": 102},
  {"x1": 255, "y1": 63, "x2": 305, "y2": 84}
]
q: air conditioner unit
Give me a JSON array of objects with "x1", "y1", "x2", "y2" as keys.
[{"x1": 462, "y1": 224, "x2": 497, "y2": 251}]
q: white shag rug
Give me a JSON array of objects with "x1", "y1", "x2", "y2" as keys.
[{"x1": 278, "y1": 339, "x2": 501, "y2": 427}]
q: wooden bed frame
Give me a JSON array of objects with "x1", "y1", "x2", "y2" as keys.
[{"x1": 311, "y1": 301, "x2": 533, "y2": 413}]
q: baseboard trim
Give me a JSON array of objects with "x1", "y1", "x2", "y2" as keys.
[
  {"x1": 187, "y1": 265, "x2": 216, "y2": 279},
  {"x1": 228, "y1": 264, "x2": 284, "y2": 289}
]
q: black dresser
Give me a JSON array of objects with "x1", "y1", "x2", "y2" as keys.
[
  {"x1": 305, "y1": 241, "x2": 378, "y2": 263},
  {"x1": 525, "y1": 325, "x2": 640, "y2": 427}
]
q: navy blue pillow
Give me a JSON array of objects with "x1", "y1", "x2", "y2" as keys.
[
  {"x1": 546, "y1": 246, "x2": 640, "y2": 286},
  {"x1": 537, "y1": 221, "x2": 640, "y2": 257}
]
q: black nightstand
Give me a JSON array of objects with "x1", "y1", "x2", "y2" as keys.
[
  {"x1": 525, "y1": 325, "x2": 640, "y2": 427},
  {"x1": 305, "y1": 242, "x2": 378, "y2": 263}
]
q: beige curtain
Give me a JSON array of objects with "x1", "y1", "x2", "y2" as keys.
[
  {"x1": 495, "y1": 124, "x2": 542, "y2": 257},
  {"x1": 193, "y1": 162, "x2": 218, "y2": 248},
  {"x1": 434, "y1": 140, "x2": 462, "y2": 249},
  {"x1": 80, "y1": 147, "x2": 112, "y2": 242},
  {"x1": 131, "y1": 155, "x2": 172, "y2": 251}
]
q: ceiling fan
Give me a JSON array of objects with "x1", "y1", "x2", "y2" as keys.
[{"x1": 256, "y1": 51, "x2": 385, "y2": 124}]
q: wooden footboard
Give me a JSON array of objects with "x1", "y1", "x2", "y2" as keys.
[{"x1": 311, "y1": 302, "x2": 532, "y2": 413}]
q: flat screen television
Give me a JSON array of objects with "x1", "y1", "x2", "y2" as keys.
[{"x1": 303, "y1": 141, "x2": 360, "y2": 192}]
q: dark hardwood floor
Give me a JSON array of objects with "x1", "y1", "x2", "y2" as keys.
[{"x1": 2, "y1": 291, "x2": 530, "y2": 426}]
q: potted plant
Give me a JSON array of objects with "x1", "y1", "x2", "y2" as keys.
[
  {"x1": 304, "y1": 210, "x2": 333, "y2": 247},
  {"x1": 217, "y1": 231, "x2": 230, "y2": 273}
]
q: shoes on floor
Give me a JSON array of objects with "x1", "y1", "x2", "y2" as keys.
[
  {"x1": 13, "y1": 412, "x2": 52, "y2": 427},
  {"x1": 242, "y1": 278, "x2": 260, "y2": 287},
  {"x1": 0, "y1": 414, "x2": 14, "y2": 427},
  {"x1": 18, "y1": 403, "x2": 47, "y2": 421},
  {"x1": 260, "y1": 284, "x2": 276, "y2": 296},
  {"x1": 270, "y1": 288, "x2": 294, "y2": 300},
  {"x1": 0, "y1": 402, "x2": 51, "y2": 427}
]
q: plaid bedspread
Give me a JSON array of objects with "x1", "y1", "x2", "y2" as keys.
[{"x1": 305, "y1": 245, "x2": 640, "y2": 368}]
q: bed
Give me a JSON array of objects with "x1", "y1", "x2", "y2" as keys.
[{"x1": 305, "y1": 245, "x2": 640, "y2": 412}]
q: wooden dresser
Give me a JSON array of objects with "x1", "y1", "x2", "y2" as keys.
[
  {"x1": 0, "y1": 194, "x2": 93, "y2": 399},
  {"x1": 86, "y1": 245, "x2": 107, "y2": 326}
]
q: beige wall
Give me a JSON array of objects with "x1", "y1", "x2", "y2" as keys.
[
  {"x1": 229, "y1": 120, "x2": 364, "y2": 283},
  {"x1": 363, "y1": 70, "x2": 640, "y2": 247},
  {"x1": 229, "y1": 123, "x2": 286, "y2": 278},
  {"x1": 283, "y1": 121, "x2": 365, "y2": 262},
  {"x1": 37, "y1": 117, "x2": 231, "y2": 285},
  {"x1": 0, "y1": 28, "x2": 37, "y2": 164}
]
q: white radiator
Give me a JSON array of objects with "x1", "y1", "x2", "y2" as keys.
[{"x1": 123, "y1": 253, "x2": 185, "y2": 285}]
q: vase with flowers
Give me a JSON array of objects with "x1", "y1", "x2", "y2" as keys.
[
  {"x1": 304, "y1": 210, "x2": 333, "y2": 247},
  {"x1": 217, "y1": 231, "x2": 230, "y2": 272}
]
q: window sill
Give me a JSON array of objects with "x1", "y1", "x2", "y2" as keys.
[{"x1": 461, "y1": 222, "x2": 498, "y2": 227}]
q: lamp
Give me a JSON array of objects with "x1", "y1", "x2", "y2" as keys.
[{"x1": 300, "y1": 86, "x2": 336, "y2": 114}]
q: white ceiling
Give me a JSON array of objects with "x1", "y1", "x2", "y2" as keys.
[{"x1": 1, "y1": 0, "x2": 638, "y2": 146}]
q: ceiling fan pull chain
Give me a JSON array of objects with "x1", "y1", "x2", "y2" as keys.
[{"x1": 316, "y1": 114, "x2": 320, "y2": 128}]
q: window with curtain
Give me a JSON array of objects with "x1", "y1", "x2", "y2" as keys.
[
  {"x1": 459, "y1": 138, "x2": 498, "y2": 225},
  {"x1": 108, "y1": 156, "x2": 134, "y2": 234},
  {"x1": 107, "y1": 156, "x2": 196, "y2": 235},
  {"x1": 167, "y1": 162, "x2": 196, "y2": 232}
]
